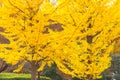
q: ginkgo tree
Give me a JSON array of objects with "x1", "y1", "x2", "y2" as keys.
[
  {"x1": 52, "y1": 0, "x2": 120, "y2": 80},
  {"x1": 0, "y1": 0, "x2": 120, "y2": 80}
]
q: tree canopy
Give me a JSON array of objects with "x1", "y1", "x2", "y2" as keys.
[{"x1": 0, "y1": 0, "x2": 120, "y2": 80}]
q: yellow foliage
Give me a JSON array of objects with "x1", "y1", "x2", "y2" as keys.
[
  {"x1": 112, "y1": 39, "x2": 120, "y2": 53},
  {"x1": 13, "y1": 63, "x2": 24, "y2": 73},
  {"x1": 0, "y1": 0, "x2": 120, "y2": 79}
]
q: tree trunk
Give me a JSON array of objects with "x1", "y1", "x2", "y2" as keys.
[
  {"x1": 37, "y1": 72, "x2": 41, "y2": 80},
  {"x1": 31, "y1": 71, "x2": 37, "y2": 80},
  {"x1": 31, "y1": 61, "x2": 37, "y2": 80},
  {"x1": 87, "y1": 75, "x2": 93, "y2": 80}
]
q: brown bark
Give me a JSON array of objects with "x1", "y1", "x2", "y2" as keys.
[
  {"x1": 0, "y1": 59, "x2": 8, "y2": 72},
  {"x1": 37, "y1": 72, "x2": 41, "y2": 80},
  {"x1": 31, "y1": 61, "x2": 37, "y2": 80},
  {"x1": 86, "y1": 74, "x2": 94, "y2": 80}
]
